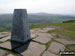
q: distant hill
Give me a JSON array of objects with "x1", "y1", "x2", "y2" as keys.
[
  {"x1": 0, "y1": 12, "x2": 75, "y2": 32},
  {"x1": 63, "y1": 20, "x2": 75, "y2": 23},
  {"x1": 0, "y1": 13, "x2": 75, "y2": 25}
]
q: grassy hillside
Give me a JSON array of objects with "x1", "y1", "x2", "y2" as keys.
[
  {"x1": 30, "y1": 20, "x2": 75, "y2": 41},
  {"x1": 30, "y1": 21, "x2": 75, "y2": 52},
  {"x1": 48, "y1": 23, "x2": 75, "y2": 41},
  {"x1": 0, "y1": 13, "x2": 75, "y2": 26},
  {"x1": 0, "y1": 13, "x2": 75, "y2": 32},
  {"x1": 63, "y1": 20, "x2": 75, "y2": 23}
]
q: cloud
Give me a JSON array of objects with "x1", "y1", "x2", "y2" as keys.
[{"x1": 0, "y1": 0, "x2": 75, "y2": 14}]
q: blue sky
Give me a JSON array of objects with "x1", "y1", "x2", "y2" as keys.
[{"x1": 0, "y1": 0, "x2": 75, "y2": 15}]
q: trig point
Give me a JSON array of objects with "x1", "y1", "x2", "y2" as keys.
[{"x1": 11, "y1": 9, "x2": 31, "y2": 43}]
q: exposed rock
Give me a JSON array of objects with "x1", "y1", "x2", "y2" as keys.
[
  {"x1": 43, "y1": 51, "x2": 58, "y2": 56},
  {"x1": 0, "y1": 42, "x2": 21, "y2": 49},
  {"x1": 34, "y1": 33, "x2": 52, "y2": 44},
  {"x1": 0, "y1": 36, "x2": 10, "y2": 42},
  {"x1": 55, "y1": 39, "x2": 75, "y2": 45},
  {"x1": 0, "y1": 49, "x2": 6, "y2": 56},
  {"x1": 15, "y1": 42, "x2": 45, "y2": 56},
  {"x1": 48, "y1": 42, "x2": 65, "y2": 54},
  {"x1": 31, "y1": 33, "x2": 37, "y2": 39}
]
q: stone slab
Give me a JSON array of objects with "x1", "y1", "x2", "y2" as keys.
[
  {"x1": 48, "y1": 42, "x2": 65, "y2": 54},
  {"x1": 15, "y1": 42, "x2": 45, "y2": 56},
  {"x1": 0, "y1": 32, "x2": 10, "y2": 35},
  {"x1": 0, "y1": 34, "x2": 9, "y2": 38},
  {"x1": 55, "y1": 39, "x2": 75, "y2": 45},
  {"x1": 0, "y1": 49, "x2": 6, "y2": 56},
  {"x1": 0, "y1": 36, "x2": 10, "y2": 42},
  {"x1": 43, "y1": 51, "x2": 58, "y2": 56},
  {"x1": 34, "y1": 33, "x2": 52, "y2": 43},
  {"x1": 0, "y1": 32, "x2": 11, "y2": 39},
  {"x1": 0, "y1": 42, "x2": 21, "y2": 49}
]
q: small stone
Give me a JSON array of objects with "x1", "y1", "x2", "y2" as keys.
[{"x1": 48, "y1": 42, "x2": 65, "y2": 54}]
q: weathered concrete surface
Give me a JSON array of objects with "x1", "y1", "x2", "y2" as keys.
[
  {"x1": 0, "y1": 49, "x2": 6, "y2": 56},
  {"x1": 48, "y1": 42, "x2": 65, "y2": 54},
  {"x1": 34, "y1": 33, "x2": 52, "y2": 44},
  {"x1": 43, "y1": 51, "x2": 58, "y2": 56},
  {"x1": 15, "y1": 42, "x2": 45, "y2": 56},
  {"x1": 11, "y1": 9, "x2": 31, "y2": 43},
  {"x1": 55, "y1": 39, "x2": 75, "y2": 45}
]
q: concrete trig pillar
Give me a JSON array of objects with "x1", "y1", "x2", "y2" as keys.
[{"x1": 11, "y1": 9, "x2": 31, "y2": 43}]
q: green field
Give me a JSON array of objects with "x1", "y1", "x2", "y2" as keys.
[
  {"x1": 30, "y1": 21, "x2": 75, "y2": 52},
  {"x1": 30, "y1": 22, "x2": 75, "y2": 40},
  {"x1": 48, "y1": 23, "x2": 75, "y2": 41}
]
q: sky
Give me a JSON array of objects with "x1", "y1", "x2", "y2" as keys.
[{"x1": 0, "y1": 0, "x2": 75, "y2": 15}]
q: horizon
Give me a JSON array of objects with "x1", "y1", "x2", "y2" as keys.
[{"x1": 0, "y1": 12, "x2": 75, "y2": 16}]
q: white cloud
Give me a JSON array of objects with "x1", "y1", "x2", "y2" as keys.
[{"x1": 0, "y1": 0, "x2": 75, "y2": 14}]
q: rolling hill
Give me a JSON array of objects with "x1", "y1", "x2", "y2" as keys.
[{"x1": 0, "y1": 12, "x2": 75, "y2": 31}]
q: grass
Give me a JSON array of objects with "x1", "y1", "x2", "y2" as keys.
[
  {"x1": 61, "y1": 55, "x2": 75, "y2": 56},
  {"x1": 0, "y1": 48, "x2": 19, "y2": 56},
  {"x1": 30, "y1": 24, "x2": 45, "y2": 29},
  {"x1": 56, "y1": 35, "x2": 60, "y2": 38},
  {"x1": 65, "y1": 44, "x2": 75, "y2": 51},
  {"x1": 48, "y1": 23, "x2": 75, "y2": 41},
  {"x1": 63, "y1": 20, "x2": 75, "y2": 23},
  {"x1": 45, "y1": 41, "x2": 52, "y2": 51},
  {"x1": 0, "y1": 28, "x2": 11, "y2": 32},
  {"x1": 6, "y1": 51, "x2": 19, "y2": 56}
]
